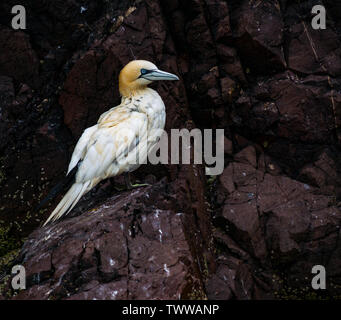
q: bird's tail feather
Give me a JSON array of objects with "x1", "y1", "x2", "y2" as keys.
[{"x1": 43, "y1": 181, "x2": 90, "y2": 226}]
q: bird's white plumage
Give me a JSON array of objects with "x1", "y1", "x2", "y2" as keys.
[
  {"x1": 74, "y1": 88, "x2": 165, "y2": 182},
  {"x1": 43, "y1": 88, "x2": 166, "y2": 225}
]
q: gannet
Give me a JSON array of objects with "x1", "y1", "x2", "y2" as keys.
[{"x1": 42, "y1": 60, "x2": 179, "y2": 226}]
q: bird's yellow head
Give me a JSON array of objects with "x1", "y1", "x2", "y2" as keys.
[{"x1": 119, "y1": 60, "x2": 179, "y2": 97}]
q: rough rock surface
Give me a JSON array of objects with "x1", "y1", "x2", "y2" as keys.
[
  {"x1": 10, "y1": 181, "x2": 204, "y2": 300},
  {"x1": 209, "y1": 145, "x2": 341, "y2": 299},
  {"x1": 0, "y1": 0, "x2": 340, "y2": 299}
]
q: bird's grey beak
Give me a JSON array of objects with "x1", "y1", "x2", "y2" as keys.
[{"x1": 142, "y1": 69, "x2": 179, "y2": 81}]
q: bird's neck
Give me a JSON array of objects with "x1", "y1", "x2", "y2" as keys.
[
  {"x1": 119, "y1": 75, "x2": 148, "y2": 98},
  {"x1": 120, "y1": 86, "x2": 148, "y2": 98},
  {"x1": 120, "y1": 87, "x2": 158, "y2": 105}
]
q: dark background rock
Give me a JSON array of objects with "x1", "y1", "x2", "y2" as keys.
[{"x1": 0, "y1": 0, "x2": 340, "y2": 299}]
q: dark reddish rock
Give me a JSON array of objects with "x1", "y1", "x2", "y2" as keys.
[
  {"x1": 234, "y1": 72, "x2": 336, "y2": 145},
  {"x1": 231, "y1": 0, "x2": 286, "y2": 74},
  {"x1": 0, "y1": 76, "x2": 14, "y2": 107},
  {"x1": 4, "y1": 180, "x2": 206, "y2": 300},
  {"x1": 0, "y1": 27, "x2": 40, "y2": 88},
  {"x1": 299, "y1": 149, "x2": 341, "y2": 198},
  {"x1": 59, "y1": 50, "x2": 119, "y2": 137},
  {"x1": 223, "y1": 137, "x2": 233, "y2": 155},
  {"x1": 287, "y1": 22, "x2": 341, "y2": 76},
  {"x1": 210, "y1": 145, "x2": 341, "y2": 299}
]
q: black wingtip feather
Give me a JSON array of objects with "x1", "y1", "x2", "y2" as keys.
[{"x1": 35, "y1": 165, "x2": 78, "y2": 211}]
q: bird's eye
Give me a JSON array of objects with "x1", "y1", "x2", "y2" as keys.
[{"x1": 141, "y1": 69, "x2": 148, "y2": 75}]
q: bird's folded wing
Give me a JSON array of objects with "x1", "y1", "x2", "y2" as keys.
[
  {"x1": 67, "y1": 126, "x2": 98, "y2": 175},
  {"x1": 71, "y1": 109, "x2": 148, "y2": 183}
]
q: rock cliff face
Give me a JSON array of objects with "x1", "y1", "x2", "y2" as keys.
[{"x1": 0, "y1": 0, "x2": 340, "y2": 299}]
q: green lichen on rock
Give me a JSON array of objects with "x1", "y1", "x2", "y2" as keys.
[
  {"x1": 0, "y1": 220, "x2": 23, "y2": 258},
  {"x1": 187, "y1": 286, "x2": 207, "y2": 300},
  {"x1": 0, "y1": 249, "x2": 19, "y2": 269},
  {"x1": 0, "y1": 157, "x2": 6, "y2": 186},
  {"x1": 0, "y1": 248, "x2": 20, "y2": 298},
  {"x1": 274, "y1": 282, "x2": 341, "y2": 300},
  {"x1": 0, "y1": 274, "x2": 11, "y2": 298}
]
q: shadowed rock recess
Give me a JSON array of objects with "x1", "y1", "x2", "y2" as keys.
[{"x1": 0, "y1": 0, "x2": 340, "y2": 300}]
